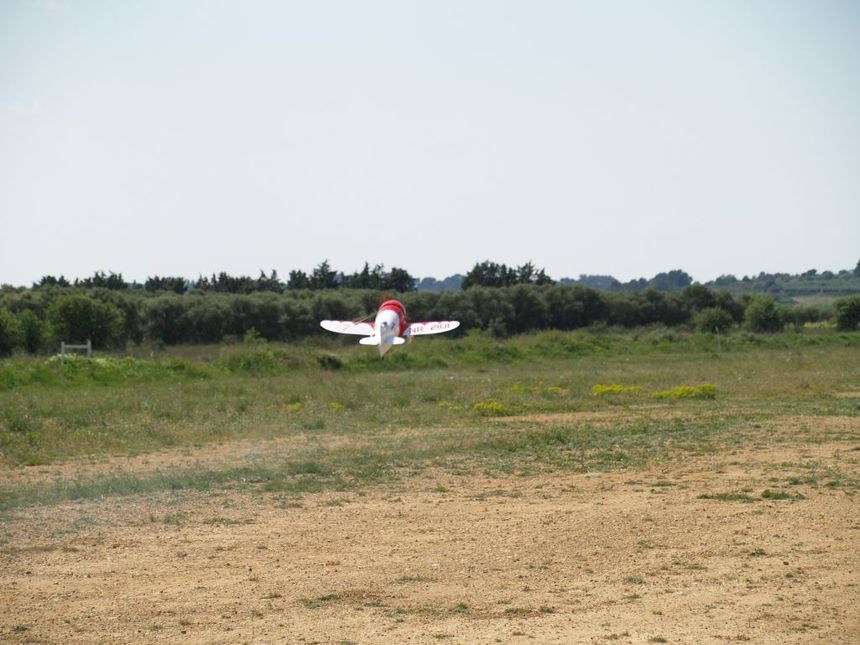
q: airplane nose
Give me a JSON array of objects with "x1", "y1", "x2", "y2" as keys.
[{"x1": 374, "y1": 310, "x2": 399, "y2": 358}]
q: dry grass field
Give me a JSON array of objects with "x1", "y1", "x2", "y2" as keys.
[{"x1": 1, "y1": 332, "x2": 859, "y2": 643}]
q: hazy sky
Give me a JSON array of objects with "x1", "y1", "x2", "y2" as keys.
[{"x1": 2, "y1": 1, "x2": 858, "y2": 286}]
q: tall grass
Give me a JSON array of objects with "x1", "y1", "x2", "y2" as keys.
[
  {"x1": 3, "y1": 327, "x2": 858, "y2": 391},
  {"x1": 1, "y1": 328, "x2": 858, "y2": 509}
]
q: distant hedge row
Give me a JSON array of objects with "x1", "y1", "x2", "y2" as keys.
[{"x1": 0, "y1": 285, "x2": 855, "y2": 355}]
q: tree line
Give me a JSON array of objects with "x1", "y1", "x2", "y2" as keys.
[
  {"x1": 1, "y1": 281, "x2": 858, "y2": 356},
  {"x1": 27, "y1": 260, "x2": 551, "y2": 294},
  {"x1": 30, "y1": 261, "x2": 419, "y2": 295},
  {"x1": 22, "y1": 258, "x2": 860, "y2": 299}
]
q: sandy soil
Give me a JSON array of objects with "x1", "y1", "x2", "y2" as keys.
[{"x1": 2, "y1": 439, "x2": 859, "y2": 644}]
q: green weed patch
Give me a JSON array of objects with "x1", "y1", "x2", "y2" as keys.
[
  {"x1": 473, "y1": 401, "x2": 508, "y2": 416},
  {"x1": 592, "y1": 382, "x2": 716, "y2": 400},
  {"x1": 651, "y1": 384, "x2": 716, "y2": 400},
  {"x1": 592, "y1": 384, "x2": 643, "y2": 396}
]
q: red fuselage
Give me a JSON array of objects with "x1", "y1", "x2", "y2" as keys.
[{"x1": 378, "y1": 299, "x2": 408, "y2": 337}]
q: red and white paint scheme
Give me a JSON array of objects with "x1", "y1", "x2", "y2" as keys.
[{"x1": 320, "y1": 299, "x2": 460, "y2": 357}]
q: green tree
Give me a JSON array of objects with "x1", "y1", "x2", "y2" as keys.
[
  {"x1": 383, "y1": 266, "x2": 417, "y2": 292},
  {"x1": 607, "y1": 290, "x2": 687, "y2": 327},
  {"x1": 310, "y1": 261, "x2": 339, "y2": 290},
  {"x1": 544, "y1": 286, "x2": 586, "y2": 329},
  {"x1": 76, "y1": 271, "x2": 129, "y2": 290},
  {"x1": 694, "y1": 307, "x2": 734, "y2": 334},
  {"x1": 33, "y1": 274, "x2": 70, "y2": 288},
  {"x1": 566, "y1": 274, "x2": 622, "y2": 291},
  {"x1": 533, "y1": 268, "x2": 554, "y2": 285},
  {"x1": 17, "y1": 309, "x2": 46, "y2": 353},
  {"x1": 464, "y1": 286, "x2": 515, "y2": 332},
  {"x1": 94, "y1": 291, "x2": 143, "y2": 344},
  {"x1": 0, "y1": 308, "x2": 24, "y2": 355},
  {"x1": 280, "y1": 297, "x2": 316, "y2": 338},
  {"x1": 462, "y1": 261, "x2": 516, "y2": 288},
  {"x1": 714, "y1": 291, "x2": 745, "y2": 322},
  {"x1": 744, "y1": 296, "x2": 783, "y2": 333},
  {"x1": 516, "y1": 262, "x2": 536, "y2": 284},
  {"x1": 145, "y1": 276, "x2": 188, "y2": 294},
  {"x1": 183, "y1": 297, "x2": 232, "y2": 343},
  {"x1": 681, "y1": 284, "x2": 717, "y2": 312},
  {"x1": 833, "y1": 296, "x2": 860, "y2": 331},
  {"x1": 209, "y1": 272, "x2": 257, "y2": 294},
  {"x1": 462, "y1": 260, "x2": 551, "y2": 289},
  {"x1": 255, "y1": 270, "x2": 283, "y2": 293},
  {"x1": 783, "y1": 305, "x2": 826, "y2": 332},
  {"x1": 143, "y1": 295, "x2": 189, "y2": 344},
  {"x1": 508, "y1": 284, "x2": 547, "y2": 334},
  {"x1": 287, "y1": 270, "x2": 311, "y2": 290},
  {"x1": 310, "y1": 291, "x2": 355, "y2": 323},
  {"x1": 712, "y1": 274, "x2": 738, "y2": 287},
  {"x1": 342, "y1": 262, "x2": 382, "y2": 289},
  {"x1": 648, "y1": 270, "x2": 693, "y2": 292},
  {"x1": 47, "y1": 294, "x2": 125, "y2": 349}
]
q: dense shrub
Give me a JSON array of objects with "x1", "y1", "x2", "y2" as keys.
[
  {"x1": 833, "y1": 296, "x2": 860, "y2": 331},
  {"x1": 681, "y1": 284, "x2": 717, "y2": 311},
  {"x1": 0, "y1": 309, "x2": 24, "y2": 356},
  {"x1": 508, "y1": 285, "x2": 548, "y2": 334},
  {"x1": 713, "y1": 290, "x2": 745, "y2": 322},
  {"x1": 184, "y1": 297, "x2": 232, "y2": 343},
  {"x1": 143, "y1": 295, "x2": 190, "y2": 345},
  {"x1": 317, "y1": 352, "x2": 343, "y2": 370},
  {"x1": 782, "y1": 305, "x2": 829, "y2": 331},
  {"x1": 544, "y1": 287, "x2": 585, "y2": 329},
  {"x1": 607, "y1": 290, "x2": 686, "y2": 327},
  {"x1": 0, "y1": 283, "x2": 839, "y2": 348},
  {"x1": 17, "y1": 310, "x2": 46, "y2": 353},
  {"x1": 96, "y1": 290, "x2": 144, "y2": 344},
  {"x1": 47, "y1": 294, "x2": 125, "y2": 349},
  {"x1": 695, "y1": 307, "x2": 734, "y2": 333},
  {"x1": 744, "y1": 296, "x2": 784, "y2": 333}
]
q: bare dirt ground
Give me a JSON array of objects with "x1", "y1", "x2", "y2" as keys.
[{"x1": 2, "y1": 435, "x2": 859, "y2": 644}]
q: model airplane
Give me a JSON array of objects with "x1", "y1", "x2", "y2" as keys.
[{"x1": 320, "y1": 299, "x2": 460, "y2": 357}]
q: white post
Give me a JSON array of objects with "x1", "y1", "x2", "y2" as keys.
[{"x1": 59, "y1": 340, "x2": 92, "y2": 363}]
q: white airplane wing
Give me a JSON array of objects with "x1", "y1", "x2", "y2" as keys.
[
  {"x1": 405, "y1": 321, "x2": 460, "y2": 336},
  {"x1": 320, "y1": 320, "x2": 375, "y2": 336}
]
